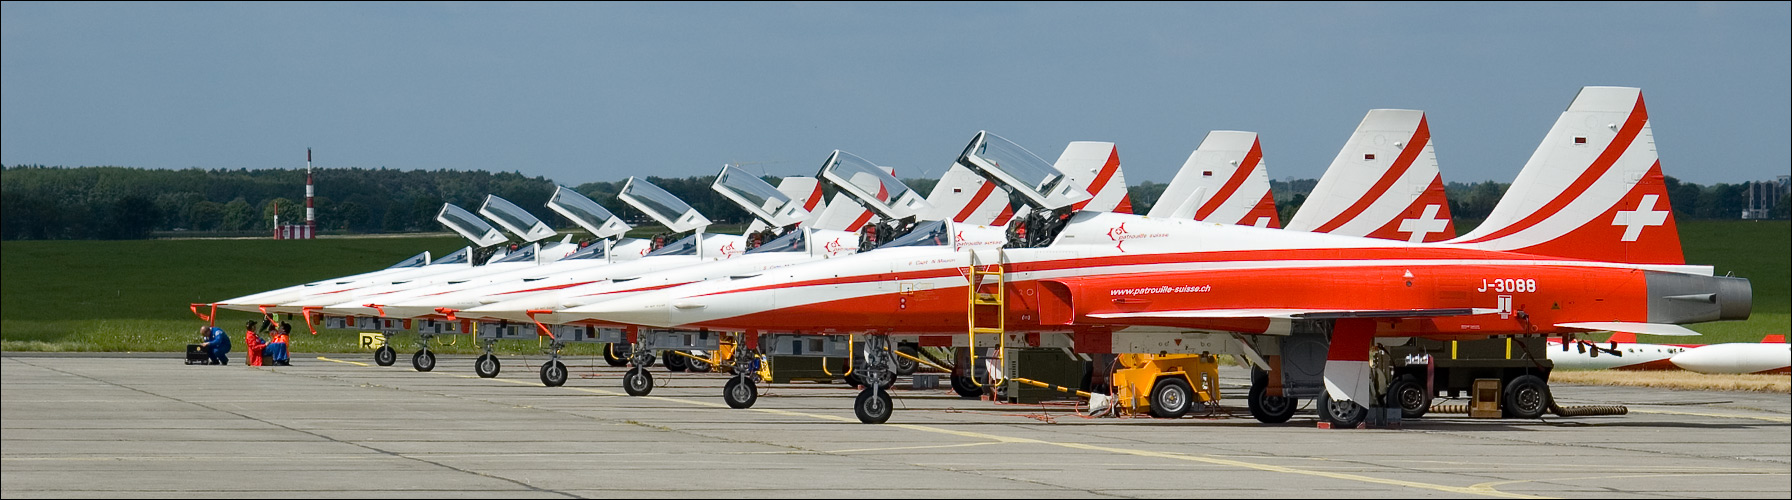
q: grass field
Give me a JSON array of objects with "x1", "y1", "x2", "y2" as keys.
[{"x1": 2, "y1": 221, "x2": 1786, "y2": 353}]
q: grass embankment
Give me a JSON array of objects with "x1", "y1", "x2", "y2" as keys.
[
  {"x1": 1, "y1": 221, "x2": 1786, "y2": 353},
  {"x1": 1550, "y1": 370, "x2": 1789, "y2": 393},
  {"x1": 0, "y1": 235, "x2": 612, "y2": 355}
]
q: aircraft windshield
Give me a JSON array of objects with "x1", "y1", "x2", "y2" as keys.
[
  {"x1": 645, "y1": 234, "x2": 700, "y2": 256},
  {"x1": 745, "y1": 230, "x2": 806, "y2": 254},
  {"x1": 386, "y1": 251, "x2": 430, "y2": 269},
  {"x1": 563, "y1": 242, "x2": 608, "y2": 260},
  {"x1": 825, "y1": 151, "x2": 911, "y2": 208},
  {"x1": 432, "y1": 247, "x2": 471, "y2": 265},
  {"x1": 621, "y1": 179, "x2": 696, "y2": 225},
  {"x1": 481, "y1": 196, "x2": 540, "y2": 234},
  {"x1": 548, "y1": 187, "x2": 619, "y2": 233},
  {"x1": 881, "y1": 220, "x2": 950, "y2": 248},
  {"x1": 717, "y1": 167, "x2": 791, "y2": 216},
  {"x1": 492, "y1": 244, "x2": 537, "y2": 263},
  {"x1": 965, "y1": 132, "x2": 1061, "y2": 194}
]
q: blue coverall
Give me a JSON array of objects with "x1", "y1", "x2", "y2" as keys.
[{"x1": 203, "y1": 327, "x2": 232, "y2": 365}]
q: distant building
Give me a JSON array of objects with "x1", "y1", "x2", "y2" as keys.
[{"x1": 1741, "y1": 175, "x2": 1789, "y2": 220}]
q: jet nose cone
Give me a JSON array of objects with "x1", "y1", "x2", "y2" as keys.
[{"x1": 566, "y1": 295, "x2": 679, "y2": 328}]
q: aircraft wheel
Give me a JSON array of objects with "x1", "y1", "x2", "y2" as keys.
[
  {"x1": 663, "y1": 352, "x2": 689, "y2": 372},
  {"x1": 1319, "y1": 393, "x2": 1367, "y2": 428},
  {"x1": 854, "y1": 387, "x2": 893, "y2": 424},
  {"x1": 623, "y1": 368, "x2": 653, "y2": 396},
  {"x1": 1247, "y1": 387, "x2": 1296, "y2": 424},
  {"x1": 475, "y1": 354, "x2": 501, "y2": 378},
  {"x1": 1148, "y1": 377, "x2": 1194, "y2": 419},
  {"x1": 374, "y1": 345, "x2": 396, "y2": 366},
  {"x1": 687, "y1": 354, "x2": 713, "y2": 373},
  {"x1": 895, "y1": 344, "x2": 919, "y2": 376},
  {"x1": 724, "y1": 375, "x2": 757, "y2": 409},
  {"x1": 412, "y1": 349, "x2": 435, "y2": 372},
  {"x1": 602, "y1": 344, "x2": 629, "y2": 367},
  {"x1": 1503, "y1": 375, "x2": 1550, "y2": 419},
  {"x1": 1391, "y1": 374, "x2": 1430, "y2": 418},
  {"x1": 540, "y1": 360, "x2": 567, "y2": 387},
  {"x1": 949, "y1": 374, "x2": 982, "y2": 399}
]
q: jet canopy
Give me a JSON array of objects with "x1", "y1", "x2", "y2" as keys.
[
  {"x1": 480, "y1": 195, "x2": 558, "y2": 243},
  {"x1": 819, "y1": 150, "x2": 931, "y2": 220},
  {"x1": 744, "y1": 227, "x2": 807, "y2": 254},
  {"x1": 548, "y1": 186, "x2": 631, "y2": 240},
  {"x1": 712, "y1": 165, "x2": 809, "y2": 228},
  {"x1": 436, "y1": 203, "x2": 509, "y2": 248},
  {"x1": 958, "y1": 131, "x2": 1090, "y2": 211},
  {"x1": 619, "y1": 177, "x2": 711, "y2": 233}
]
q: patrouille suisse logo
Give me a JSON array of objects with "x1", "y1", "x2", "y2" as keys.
[{"x1": 1107, "y1": 222, "x2": 1129, "y2": 251}]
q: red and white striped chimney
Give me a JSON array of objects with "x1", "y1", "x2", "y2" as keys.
[{"x1": 306, "y1": 148, "x2": 316, "y2": 234}]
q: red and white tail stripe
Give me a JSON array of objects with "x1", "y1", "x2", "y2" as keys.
[
  {"x1": 1058, "y1": 141, "x2": 1133, "y2": 215},
  {"x1": 812, "y1": 167, "x2": 896, "y2": 232},
  {"x1": 1148, "y1": 131, "x2": 1280, "y2": 228},
  {"x1": 1286, "y1": 109, "x2": 1455, "y2": 242},
  {"x1": 1450, "y1": 87, "x2": 1683, "y2": 265},
  {"x1": 919, "y1": 163, "x2": 1015, "y2": 226}
]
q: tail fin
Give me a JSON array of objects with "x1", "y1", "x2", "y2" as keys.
[
  {"x1": 1285, "y1": 110, "x2": 1455, "y2": 242},
  {"x1": 920, "y1": 163, "x2": 1014, "y2": 225},
  {"x1": 1451, "y1": 87, "x2": 1683, "y2": 264},
  {"x1": 1056, "y1": 142, "x2": 1134, "y2": 214},
  {"x1": 1765, "y1": 335, "x2": 1786, "y2": 344},
  {"x1": 1148, "y1": 131, "x2": 1280, "y2": 228}
]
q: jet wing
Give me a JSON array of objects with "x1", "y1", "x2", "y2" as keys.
[{"x1": 1556, "y1": 322, "x2": 1701, "y2": 336}]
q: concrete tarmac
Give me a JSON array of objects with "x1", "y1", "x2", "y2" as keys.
[{"x1": 3, "y1": 352, "x2": 1787, "y2": 498}]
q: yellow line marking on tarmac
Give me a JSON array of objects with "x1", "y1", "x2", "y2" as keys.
[
  {"x1": 1468, "y1": 473, "x2": 1790, "y2": 496},
  {"x1": 373, "y1": 362, "x2": 1546, "y2": 498},
  {"x1": 826, "y1": 442, "x2": 1005, "y2": 454},
  {"x1": 1627, "y1": 409, "x2": 1790, "y2": 423},
  {"x1": 316, "y1": 356, "x2": 369, "y2": 367}
]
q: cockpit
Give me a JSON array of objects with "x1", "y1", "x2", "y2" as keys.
[
  {"x1": 646, "y1": 234, "x2": 701, "y2": 257},
  {"x1": 744, "y1": 229, "x2": 808, "y2": 254},
  {"x1": 880, "y1": 220, "x2": 951, "y2": 248}
]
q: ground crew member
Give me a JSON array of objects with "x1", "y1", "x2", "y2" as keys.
[
  {"x1": 266, "y1": 322, "x2": 292, "y2": 366},
  {"x1": 242, "y1": 320, "x2": 266, "y2": 366},
  {"x1": 198, "y1": 325, "x2": 231, "y2": 365}
]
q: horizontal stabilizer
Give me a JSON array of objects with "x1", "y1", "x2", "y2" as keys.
[{"x1": 1556, "y1": 322, "x2": 1701, "y2": 336}]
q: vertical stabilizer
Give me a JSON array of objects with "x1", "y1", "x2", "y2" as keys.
[
  {"x1": 1149, "y1": 131, "x2": 1280, "y2": 228},
  {"x1": 1286, "y1": 110, "x2": 1455, "y2": 242},
  {"x1": 1057, "y1": 141, "x2": 1133, "y2": 214},
  {"x1": 918, "y1": 163, "x2": 1015, "y2": 225},
  {"x1": 1450, "y1": 87, "x2": 1683, "y2": 265}
]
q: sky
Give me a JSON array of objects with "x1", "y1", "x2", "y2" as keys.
[{"x1": 3, "y1": 2, "x2": 1788, "y2": 187}]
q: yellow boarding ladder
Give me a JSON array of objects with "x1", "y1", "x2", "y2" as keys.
[{"x1": 966, "y1": 251, "x2": 1005, "y2": 389}]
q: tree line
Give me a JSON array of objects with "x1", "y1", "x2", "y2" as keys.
[{"x1": 1, "y1": 165, "x2": 1784, "y2": 240}]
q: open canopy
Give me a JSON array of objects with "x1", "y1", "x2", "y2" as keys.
[
  {"x1": 435, "y1": 203, "x2": 508, "y2": 248},
  {"x1": 619, "y1": 177, "x2": 711, "y2": 233},
  {"x1": 548, "y1": 186, "x2": 631, "y2": 239},
  {"x1": 819, "y1": 150, "x2": 931, "y2": 220},
  {"x1": 713, "y1": 165, "x2": 809, "y2": 227},
  {"x1": 958, "y1": 131, "x2": 1089, "y2": 210},
  {"x1": 479, "y1": 195, "x2": 558, "y2": 242}
]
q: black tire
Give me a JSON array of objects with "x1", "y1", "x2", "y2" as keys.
[
  {"x1": 1148, "y1": 377, "x2": 1195, "y2": 419},
  {"x1": 854, "y1": 387, "x2": 893, "y2": 424},
  {"x1": 663, "y1": 352, "x2": 689, "y2": 373},
  {"x1": 412, "y1": 349, "x2": 435, "y2": 372},
  {"x1": 602, "y1": 344, "x2": 629, "y2": 367},
  {"x1": 1391, "y1": 373, "x2": 1430, "y2": 419},
  {"x1": 687, "y1": 353, "x2": 712, "y2": 373},
  {"x1": 895, "y1": 344, "x2": 919, "y2": 376},
  {"x1": 540, "y1": 360, "x2": 567, "y2": 387},
  {"x1": 1320, "y1": 393, "x2": 1367, "y2": 428},
  {"x1": 374, "y1": 345, "x2": 396, "y2": 366},
  {"x1": 1247, "y1": 388, "x2": 1296, "y2": 424},
  {"x1": 623, "y1": 368, "x2": 653, "y2": 396},
  {"x1": 949, "y1": 374, "x2": 982, "y2": 398},
  {"x1": 475, "y1": 354, "x2": 501, "y2": 378},
  {"x1": 1503, "y1": 374, "x2": 1550, "y2": 419},
  {"x1": 724, "y1": 376, "x2": 757, "y2": 409}
]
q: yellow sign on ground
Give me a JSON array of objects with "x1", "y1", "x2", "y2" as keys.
[{"x1": 359, "y1": 333, "x2": 386, "y2": 350}]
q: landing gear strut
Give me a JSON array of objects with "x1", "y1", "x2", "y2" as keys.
[
  {"x1": 622, "y1": 345, "x2": 655, "y2": 396},
  {"x1": 722, "y1": 345, "x2": 762, "y2": 409},
  {"x1": 853, "y1": 336, "x2": 898, "y2": 424},
  {"x1": 474, "y1": 338, "x2": 500, "y2": 378},
  {"x1": 374, "y1": 338, "x2": 396, "y2": 366},
  {"x1": 411, "y1": 334, "x2": 436, "y2": 372},
  {"x1": 540, "y1": 337, "x2": 568, "y2": 387},
  {"x1": 1246, "y1": 369, "x2": 1296, "y2": 424}
]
